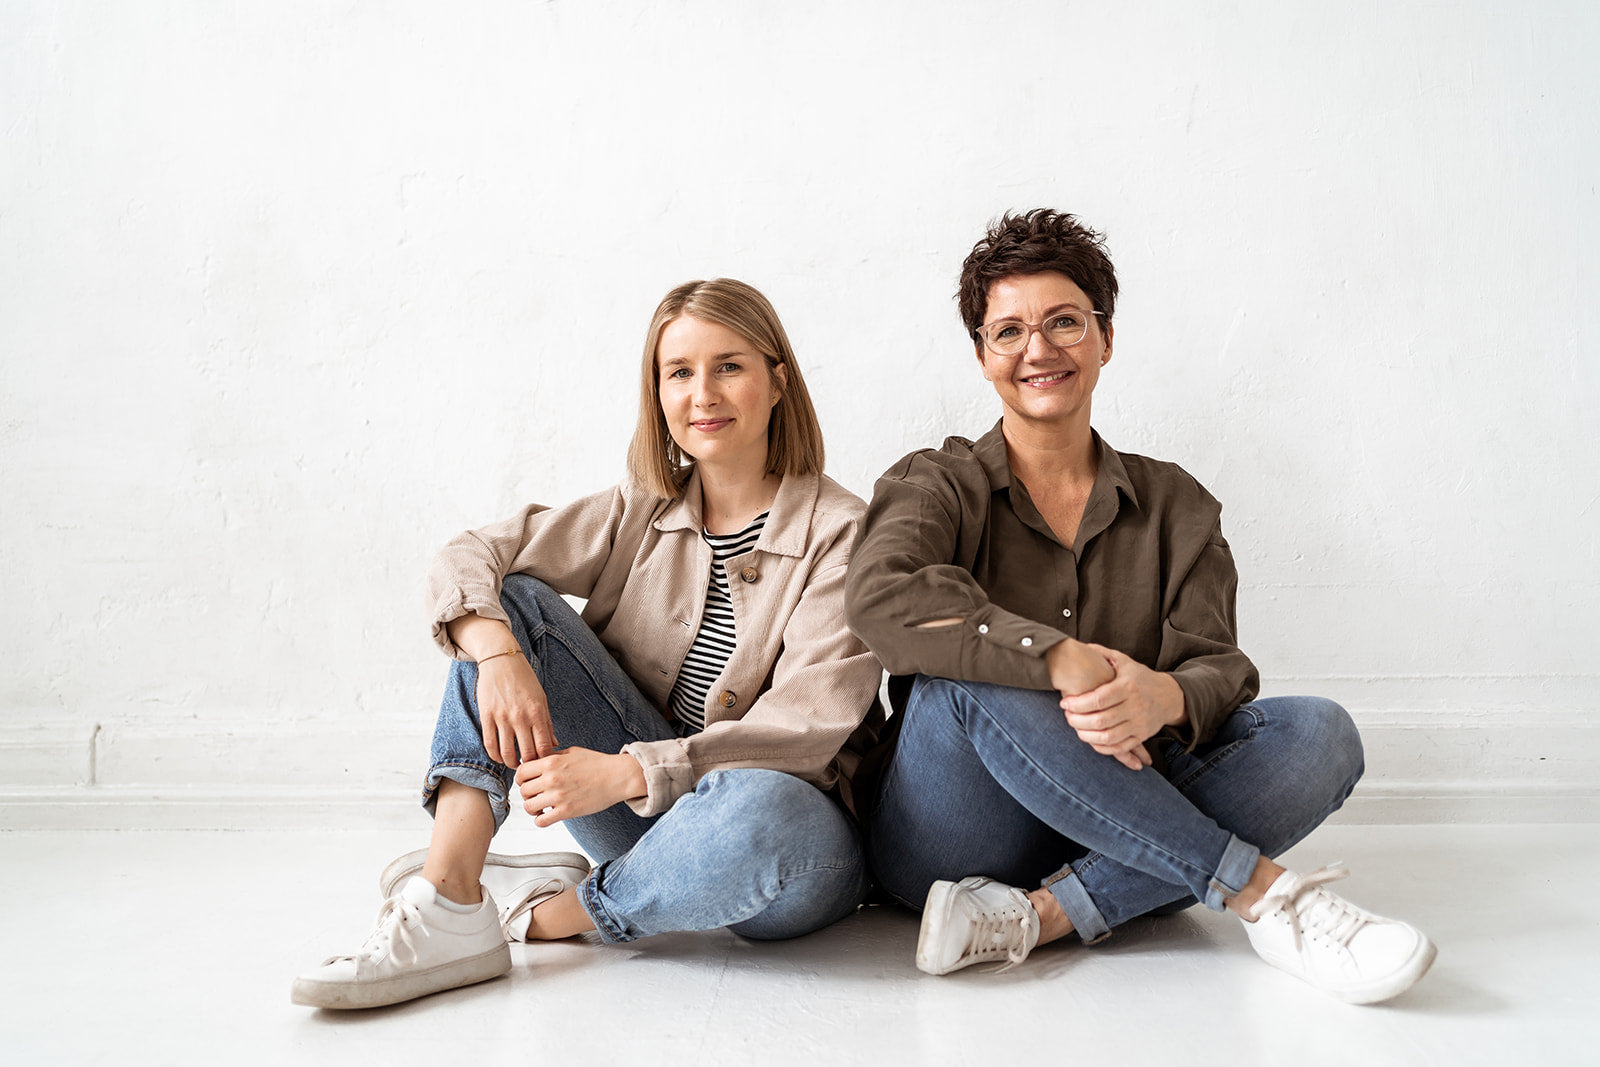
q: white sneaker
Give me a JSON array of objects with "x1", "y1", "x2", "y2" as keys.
[
  {"x1": 917, "y1": 876, "x2": 1041, "y2": 975},
  {"x1": 378, "y1": 849, "x2": 591, "y2": 942},
  {"x1": 291, "y1": 876, "x2": 511, "y2": 1009},
  {"x1": 1243, "y1": 864, "x2": 1436, "y2": 1004}
]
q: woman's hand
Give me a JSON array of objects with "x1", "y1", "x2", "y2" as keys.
[
  {"x1": 476, "y1": 653, "x2": 558, "y2": 767},
  {"x1": 515, "y1": 748, "x2": 647, "y2": 827},
  {"x1": 446, "y1": 612, "x2": 558, "y2": 767},
  {"x1": 1045, "y1": 637, "x2": 1116, "y2": 696},
  {"x1": 1058, "y1": 645, "x2": 1186, "y2": 772}
]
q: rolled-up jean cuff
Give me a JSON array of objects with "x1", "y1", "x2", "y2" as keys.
[
  {"x1": 1043, "y1": 866, "x2": 1112, "y2": 945},
  {"x1": 578, "y1": 865, "x2": 632, "y2": 944},
  {"x1": 1203, "y1": 834, "x2": 1261, "y2": 912},
  {"x1": 422, "y1": 761, "x2": 514, "y2": 832}
]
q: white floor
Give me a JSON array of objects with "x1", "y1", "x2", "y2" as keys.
[{"x1": 3, "y1": 821, "x2": 1594, "y2": 1066}]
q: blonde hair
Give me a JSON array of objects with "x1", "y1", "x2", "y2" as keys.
[{"x1": 627, "y1": 278, "x2": 825, "y2": 499}]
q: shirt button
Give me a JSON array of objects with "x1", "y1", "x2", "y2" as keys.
[
  {"x1": 977, "y1": 624, "x2": 990, "y2": 634},
  {"x1": 740, "y1": 566, "x2": 759, "y2": 583},
  {"x1": 719, "y1": 690, "x2": 738, "y2": 708},
  {"x1": 1021, "y1": 637, "x2": 1034, "y2": 647},
  {"x1": 1062, "y1": 609, "x2": 1072, "y2": 618}
]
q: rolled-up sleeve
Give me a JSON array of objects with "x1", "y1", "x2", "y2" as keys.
[{"x1": 424, "y1": 487, "x2": 628, "y2": 659}]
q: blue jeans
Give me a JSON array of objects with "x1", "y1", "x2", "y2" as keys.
[
  {"x1": 423, "y1": 574, "x2": 868, "y2": 944},
  {"x1": 867, "y1": 675, "x2": 1363, "y2": 943}
]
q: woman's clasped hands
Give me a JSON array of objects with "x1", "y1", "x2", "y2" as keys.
[{"x1": 1049, "y1": 640, "x2": 1187, "y2": 772}]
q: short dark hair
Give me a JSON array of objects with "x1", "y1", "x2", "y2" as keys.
[{"x1": 957, "y1": 209, "x2": 1118, "y2": 340}]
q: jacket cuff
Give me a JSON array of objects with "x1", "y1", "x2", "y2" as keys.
[
  {"x1": 620, "y1": 740, "x2": 695, "y2": 817},
  {"x1": 429, "y1": 588, "x2": 515, "y2": 661}
]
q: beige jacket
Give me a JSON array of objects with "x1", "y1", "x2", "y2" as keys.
[{"x1": 425, "y1": 468, "x2": 885, "y2": 817}]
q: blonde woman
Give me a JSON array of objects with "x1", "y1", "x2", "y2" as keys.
[{"x1": 294, "y1": 279, "x2": 882, "y2": 1009}]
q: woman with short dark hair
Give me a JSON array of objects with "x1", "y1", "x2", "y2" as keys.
[{"x1": 846, "y1": 210, "x2": 1433, "y2": 1004}]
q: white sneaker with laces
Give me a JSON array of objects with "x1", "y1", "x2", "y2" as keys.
[
  {"x1": 917, "y1": 876, "x2": 1041, "y2": 975},
  {"x1": 1243, "y1": 864, "x2": 1436, "y2": 1004},
  {"x1": 291, "y1": 876, "x2": 511, "y2": 1009},
  {"x1": 378, "y1": 849, "x2": 591, "y2": 942}
]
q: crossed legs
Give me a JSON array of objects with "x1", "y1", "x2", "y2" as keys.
[
  {"x1": 867, "y1": 675, "x2": 1363, "y2": 942},
  {"x1": 422, "y1": 574, "x2": 866, "y2": 943}
]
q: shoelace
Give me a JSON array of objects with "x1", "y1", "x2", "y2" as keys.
[
  {"x1": 1248, "y1": 863, "x2": 1365, "y2": 952},
  {"x1": 324, "y1": 895, "x2": 427, "y2": 972},
  {"x1": 962, "y1": 896, "x2": 1034, "y2": 973}
]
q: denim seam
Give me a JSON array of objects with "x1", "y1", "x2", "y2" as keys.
[
  {"x1": 532, "y1": 618, "x2": 668, "y2": 746},
  {"x1": 425, "y1": 760, "x2": 514, "y2": 792},
  {"x1": 1165, "y1": 705, "x2": 1267, "y2": 794},
  {"x1": 579, "y1": 865, "x2": 632, "y2": 944},
  {"x1": 580, "y1": 858, "x2": 857, "y2": 942},
  {"x1": 727, "y1": 862, "x2": 864, "y2": 934},
  {"x1": 1045, "y1": 868, "x2": 1113, "y2": 945},
  {"x1": 428, "y1": 757, "x2": 510, "y2": 774},
  {"x1": 951, "y1": 678, "x2": 1227, "y2": 898},
  {"x1": 423, "y1": 760, "x2": 513, "y2": 791},
  {"x1": 422, "y1": 762, "x2": 515, "y2": 830}
]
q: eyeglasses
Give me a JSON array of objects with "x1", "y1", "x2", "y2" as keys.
[{"x1": 975, "y1": 309, "x2": 1104, "y2": 356}]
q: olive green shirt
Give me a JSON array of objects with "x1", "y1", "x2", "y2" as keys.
[{"x1": 844, "y1": 421, "x2": 1260, "y2": 754}]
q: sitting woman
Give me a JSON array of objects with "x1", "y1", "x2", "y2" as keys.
[
  {"x1": 845, "y1": 210, "x2": 1433, "y2": 1004},
  {"x1": 294, "y1": 278, "x2": 883, "y2": 1010}
]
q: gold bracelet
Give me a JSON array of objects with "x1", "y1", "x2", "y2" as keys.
[{"x1": 476, "y1": 647, "x2": 524, "y2": 666}]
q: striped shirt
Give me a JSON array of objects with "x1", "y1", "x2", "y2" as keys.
[{"x1": 667, "y1": 511, "x2": 769, "y2": 733}]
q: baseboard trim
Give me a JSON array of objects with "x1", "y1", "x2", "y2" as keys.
[
  {"x1": 1329, "y1": 785, "x2": 1600, "y2": 825},
  {"x1": 3, "y1": 707, "x2": 1596, "y2": 829},
  {"x1": 0, "y1": 787, "x2": 425, "y2": 831},
  {"x1": 1, "y1": 781, "x2": 1596, "y2": 830}
]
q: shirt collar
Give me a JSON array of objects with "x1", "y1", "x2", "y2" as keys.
[
  {"x1": 652, "y1": 466, "x2": 817, "y2": 558},
  {"x1": 1093, "y1": 433, "x2": 1139, "y2": 512},
  {"x1": 1078, "y1": 432, "x2": 1139, "y2": 547},
  {"x1": 973, "y1": 418, "x2": 1141, "y2": 547},
  {"x1": 972, "y1": 420, "x2": 1014, "y2": 492}
]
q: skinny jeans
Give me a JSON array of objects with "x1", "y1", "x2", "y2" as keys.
[
  {"x1": 866, "y1": 674, "x2": 1363, "y2": 943},
  {"x1": 422, "y1": 574, "x2": 868, "y2": 944}
]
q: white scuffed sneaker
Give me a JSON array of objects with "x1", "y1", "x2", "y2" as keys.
[
  {"x1": 917, "y1": 876, "x2": 1041, "y2": 975},
  {"x1": 291, "y1": 877, "x2": 511, "y2": 1010},
  {"x1": 378, "y1": 849, "x2": 591, "y2": 942},
  {"x1": 1243, "y1": 864, "x2": 1436, "y2": 1004},
  {"x1": 498, "y1": 867, "x2": 591, "y2": 942}
]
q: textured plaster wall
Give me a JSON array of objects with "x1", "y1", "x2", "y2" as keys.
[{"x1": 2, "y1": 1, "x2": 1596, "y2": 820}]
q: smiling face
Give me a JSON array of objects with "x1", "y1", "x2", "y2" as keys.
[
  {"x1": 656, "y1": 314, "x2": 786, "y2": 478},
  {"x1": 975, "y1": 271, "x2": 1112, "y2": 430}
]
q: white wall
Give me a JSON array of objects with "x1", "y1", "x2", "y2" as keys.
[{"x1": 3, "y1": 1, "x2": 1596, "y2": 826}]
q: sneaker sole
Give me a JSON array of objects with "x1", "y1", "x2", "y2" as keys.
[
  {"x1": 290, "y1": 942, "x2": 512, "y2": 1010},
  {"x1": 377, "y1": 849, "x2": 590, "y2": 899},
  {"x1": 915, "y1": 880, "x2": 961, "y2": 975}
]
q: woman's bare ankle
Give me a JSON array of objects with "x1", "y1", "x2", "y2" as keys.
[
  {"x1": 419, "y1": 865, "x2": 483, "y2": 906},
  {"x1": 1227, "y1": 856, "x2": 1286, "y2": 920},
  {"x1": 418, "y1": 780, "x2": 494, "y2": 906},
  {"x1": 523, "y1": 886, "x2": 596, "y2": 940},
  {"x1": 1026, "y1": 887, "x2": 1075, "y2": 945}
]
